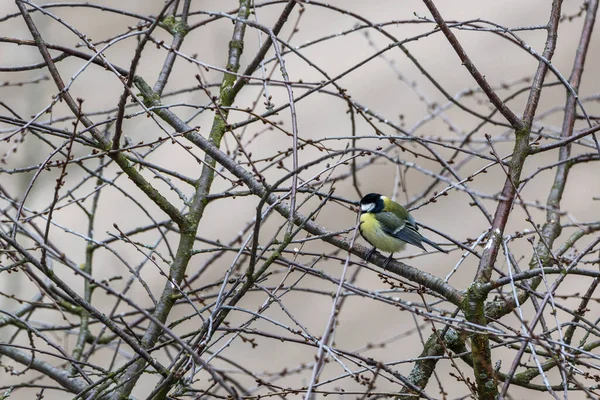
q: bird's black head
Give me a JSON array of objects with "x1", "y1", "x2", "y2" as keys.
[{"x1": 359, "y1": 193, "x2": 384, "y2": 213}]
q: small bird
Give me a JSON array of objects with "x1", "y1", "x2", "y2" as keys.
[{"x1": 358, "y1": 193, "x2": 447, "y2": 266}]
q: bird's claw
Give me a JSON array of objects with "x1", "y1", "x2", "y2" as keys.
[
  {"x1": 365, "y1": 247, "x2": 377, "y2": 262},
  {"x1": 383, "y1": 254, "x2": 395, "y2": 270}
]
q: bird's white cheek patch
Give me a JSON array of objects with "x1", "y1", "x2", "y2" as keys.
[{"x1": 361, "y1": 203, "x2": 375, "y2": 212}]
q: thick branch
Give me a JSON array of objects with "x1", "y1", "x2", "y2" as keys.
[
  {"x1": 420, "y1": 2, "x2": 563, "y2": 398},
  {"x1": 398, "y1": 328, "x2": 465, "y2": 399},
  {"x1": 112, "y1": 1, "x2": 253, "y2": 398},
  {"x1": 0, "y1": 343, "x2": 88, "y2": 394}
]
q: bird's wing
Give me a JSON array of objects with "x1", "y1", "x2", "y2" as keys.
[{"x1": 377, "y1": 211, "x2": 426, "y2": 251}]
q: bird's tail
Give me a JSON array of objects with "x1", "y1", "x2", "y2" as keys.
[{"x1": 421, "y1": 236, "x2": 448, "y2": 253}]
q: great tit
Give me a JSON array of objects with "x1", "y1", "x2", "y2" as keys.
[{"x1": 359, "y1": 193, "x2": 447, "y2": 265}]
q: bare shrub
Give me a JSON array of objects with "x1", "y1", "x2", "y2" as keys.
[{"x1": 1, "y1": 1, "x2": 600, "y2": 399}]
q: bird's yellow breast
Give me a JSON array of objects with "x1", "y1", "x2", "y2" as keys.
[{"x1": 359, "y1": 213, "x2": 407, "y2": 253}]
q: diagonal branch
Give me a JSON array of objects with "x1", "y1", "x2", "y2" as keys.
[
  {"x1": 0, "y1": 343, "x2": 88, "y2": 394},
  {"x1": 134, "y1": 80, "x2": 465, "y2": 307},
  {"x1": 421, "y1": 0, "x2": 523, "y2": 130},
  {"x1": 15, "y1": 0, "x2": 186, "y2": 227}
]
